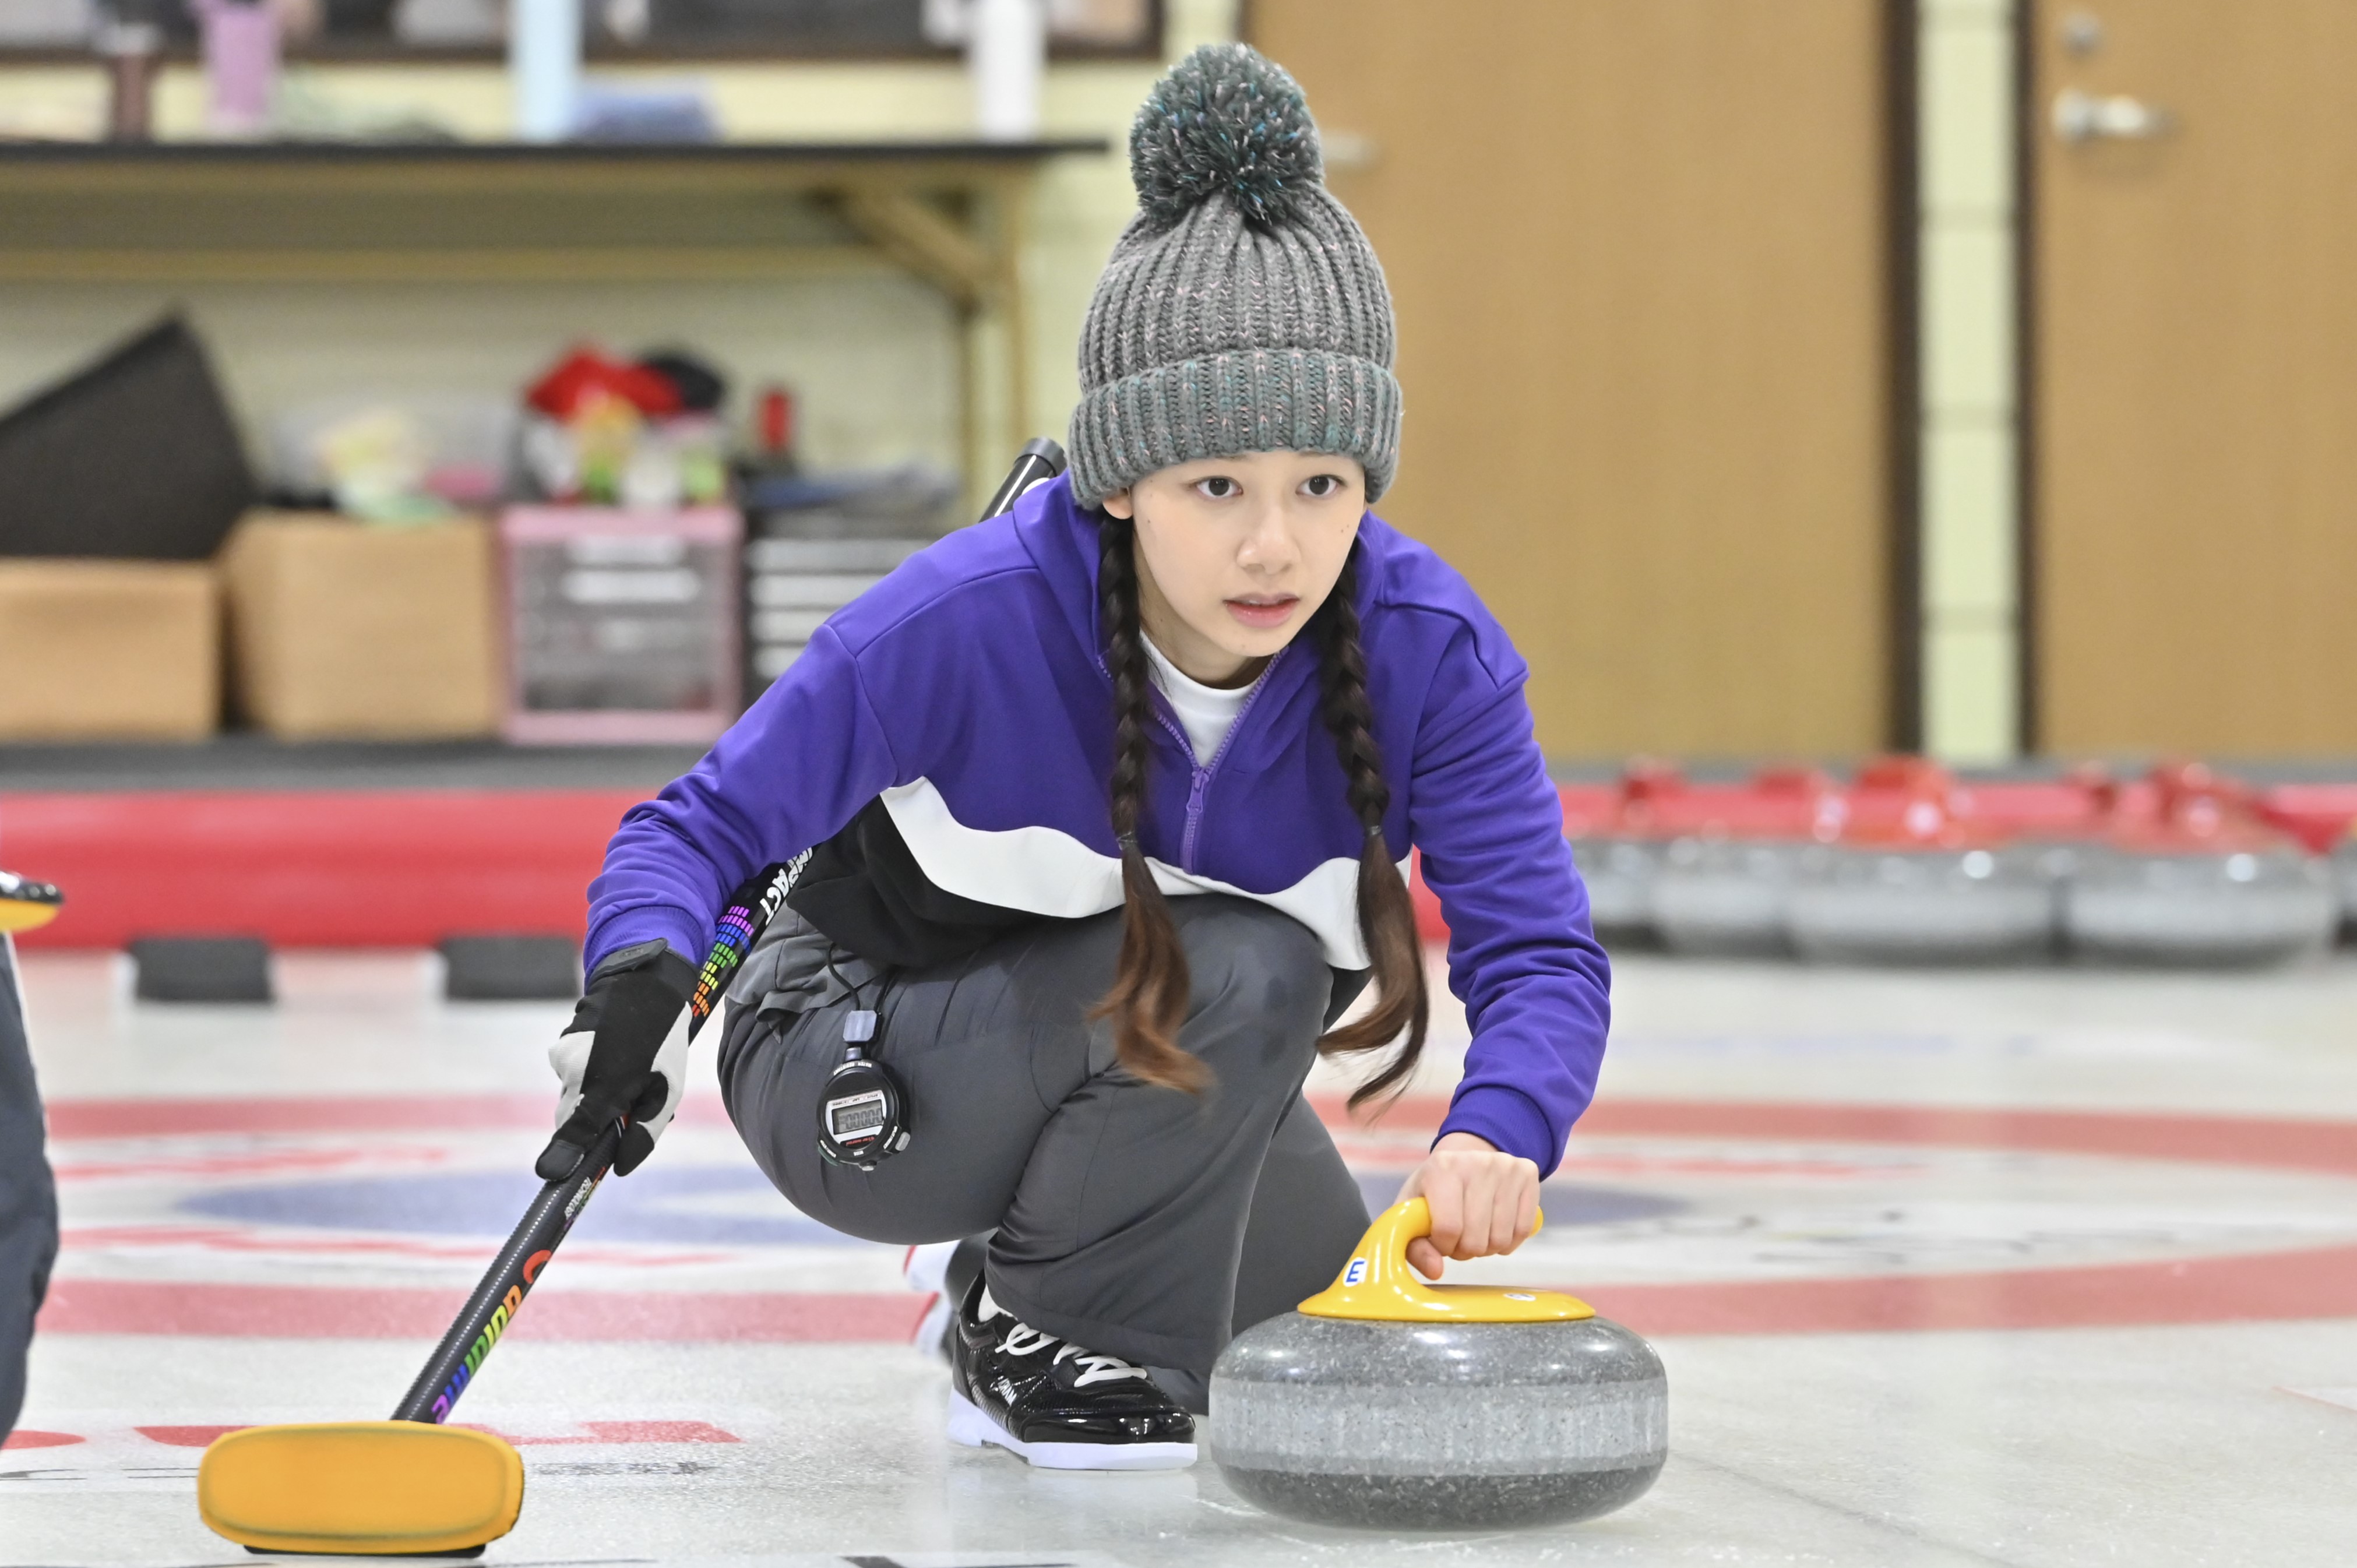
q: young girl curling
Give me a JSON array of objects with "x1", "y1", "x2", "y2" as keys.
[{"x1": 542, "y1": 44, "x2": 1611, "y2": 1472}]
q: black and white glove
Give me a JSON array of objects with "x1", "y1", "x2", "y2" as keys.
[{"x1": 537, "y1": 939, "x2": 697, "y2": 1181}]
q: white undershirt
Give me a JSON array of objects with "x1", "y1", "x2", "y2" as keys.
[{"x1": 1143, "y1": 633, "x2": 1256, "y2": 764}]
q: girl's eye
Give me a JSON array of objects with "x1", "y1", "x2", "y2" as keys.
[
  {"x1": 1195, "y1": 476, "x2": 1239, "y2": 499},
  {"x1": 1302, "y1": 474, "x2": 1344, "y2": 498}
]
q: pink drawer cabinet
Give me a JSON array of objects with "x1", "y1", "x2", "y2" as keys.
[{"x1": 498, "y1": 505, "x2": 742, "y2": 745}]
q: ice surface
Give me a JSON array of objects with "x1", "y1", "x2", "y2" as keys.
[{"x1": 7, "y1": 951, "x2": 2357, "y2": 1565}]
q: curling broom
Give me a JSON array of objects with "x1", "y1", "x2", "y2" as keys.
[{"x1": 194, "y1": 439, "x2": 1068, "y2": 1556}]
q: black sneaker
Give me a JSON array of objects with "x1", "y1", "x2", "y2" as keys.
[{"x1": 947, "y1": 1275, "x2": 1196, "y2": 1471}]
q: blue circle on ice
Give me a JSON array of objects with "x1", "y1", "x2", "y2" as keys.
[
  {"x1": 181, "y1": 1168, "x2": 1683, "y2": 1247},
  {"x1": 179, "y1": 1165, "x2": 851, "y2": 1247}
]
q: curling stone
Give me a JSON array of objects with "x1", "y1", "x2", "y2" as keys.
[
  {"x1": 1991, "y1": 763, "x2": 2120, "y2": 891},
  {"x1": 1570, "y1": 835, "x2": 1660, "y2": 946},
  {"x1": 1566, "y1": 762, "x2": 1686, "y2": 947},
  {"x1": 1651, "y1": 836, "x2": 1799, "y2": 957},
  {"x1": 1210, "y1": 1198, "x2": 1666, "y2": 1531},
  {"x1": 2335, "y1": 831, "x2": 2357, "y2": 939},
  {"x1": 1787, "y1": 770, "x2": 2053, "y2": 964},
  {"x1": 2064, "y1": 766, "x2": 2335, "y2": 966},
  {"x1": 2066, "y1": 840, "x2": 2333, "y2": 965},
  {"x1": 1648, "y1": 767, "x2": 1835, "y2": 958}
]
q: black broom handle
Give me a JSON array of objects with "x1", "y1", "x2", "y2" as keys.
[
  {"x1": 977, "y1": 436, "x2": 1066, "y2": 523},
  {"x1": 392, "y1": 1118, "x2": 625, "y2": 1422},
  {"x1": 390, "y1": 438, "x2": 1067, "y2": 1426}
]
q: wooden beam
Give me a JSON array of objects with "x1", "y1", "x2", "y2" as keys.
[{"x1": 836, "y1": 189, "x2": 999, "y2": 311}]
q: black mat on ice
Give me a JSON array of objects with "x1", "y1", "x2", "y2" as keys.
[
  {"x1": 128, "y1": 936, "x2": 273, "y2": 1003},
  {"x1": 0, "y1": 316, "x2": 255, "y2": 559},
  {"x1": 440, "y1": 935, "x2": 582, "y2": 1002}
]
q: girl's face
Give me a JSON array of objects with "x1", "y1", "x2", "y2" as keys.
[{"x1": 1100, "y1": 450, "x2": 1366, "y2": 688}]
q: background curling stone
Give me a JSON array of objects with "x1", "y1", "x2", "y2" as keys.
[
  {"x1": 2067, "y1": 841, "x2": 2333, "y2": 966},
  {"x1": 2333, "y1": 828, "x2": 2357, "y2": 939},
  {"x1": 1788, "y1": 769, "x2": 2052, "y2": 965},
  {"x1": 1651, "y1": 835, "x2": 1798, "y2": 957},
  {"x1": 128, "y1": 935, "x2": 273, "y2": 1003},
  {"x1": 1647, "y1": 765, "x2": 1831, "y2": 958},
  {"x1": 2064, "y1": 764, "x2": 2334, "y2": 967},
  {"x1": 1999, "y1": 763, "x2": 2120, "y2": 892},
  {"x1": 1210, "y1": 1198, "x2": 1666, "y2": 1531},
  {"x1": 1565, "y1": 760, "x2": 1684, "y2": 947},
  {"x1": 1570, "y1": 836, "x2": 1661, "y2": 947}
]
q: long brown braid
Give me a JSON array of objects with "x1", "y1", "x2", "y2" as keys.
[
  {"x1": 1090, "y1": 520, "x2": 1427, "y2": 1104},
  {"x1": 1305, "y1": 556, "x2": 1429, "y2": 1108},
  {"x1": 1088, "y1": 516, "x2": 1209, "y2": 1092}
]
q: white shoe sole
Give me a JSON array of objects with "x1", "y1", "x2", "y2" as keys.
[{"x1": 947, "y1": 1390, "x2": 1197, "y2": 1471}]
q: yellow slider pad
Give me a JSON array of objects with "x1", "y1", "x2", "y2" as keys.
[
  {"x1": 198, "y1": 1421, "x2": 524, "y2": 1556},
  {"x1": 1297, "y1": 1197, "x2": 1596, "y2": 1323}
]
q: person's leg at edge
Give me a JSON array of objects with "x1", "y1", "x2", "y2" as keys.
[{"x1": 0, "y1": 933, "x2": 59, "y2": 1444}]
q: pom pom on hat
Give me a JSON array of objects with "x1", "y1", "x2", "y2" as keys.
[{"x1": 1130, "y1": 43, "x2": 1323, "y2": 231}]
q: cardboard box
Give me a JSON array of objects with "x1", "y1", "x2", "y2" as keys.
[
  {"x1": 0, "y1": 559, "x2": 219, "y2": 740},
  {"x1": 220, "y1": 512, "x2": 498, "y2": 740}
]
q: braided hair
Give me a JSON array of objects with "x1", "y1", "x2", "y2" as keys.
[
  {"x1": 1305, "y1": 556, "x2": 1431, "y2": 1107},
  {"x1": 1090, "y1": 516, "x2": 1429, "y2": 1106},
  {"x1": 1089, "y1": 516, "x2": 1209, "y2": 1093}
]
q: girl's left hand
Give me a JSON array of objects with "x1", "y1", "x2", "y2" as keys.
[{"x1": 1394, "y1": 1132, "x2": 1541, "y2": 1280}]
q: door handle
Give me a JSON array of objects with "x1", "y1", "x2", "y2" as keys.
[{"x1": 2053, "y1": 87, "x2": 2176, "y2": 143}]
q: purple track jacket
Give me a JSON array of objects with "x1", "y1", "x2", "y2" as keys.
[{"x1": 587, "y1": 475, "x2": 1610, "y2": 1175}]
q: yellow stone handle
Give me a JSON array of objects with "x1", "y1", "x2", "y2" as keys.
[{"x1": 1295, "y1": 1196, "x2": 1594, "y2": 1323}]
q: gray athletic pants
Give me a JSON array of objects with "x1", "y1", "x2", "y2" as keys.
[
  {"x1": 0, "y1": 935, "x2": 58, "y2": 1443},
  {"x1": 716, "y1": 895, "x2": 1372, "y2": 1381}
]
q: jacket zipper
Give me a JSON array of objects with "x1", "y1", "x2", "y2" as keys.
[{"x1": 1165, "y1": 646, "x2": 1287, "y2": 873}]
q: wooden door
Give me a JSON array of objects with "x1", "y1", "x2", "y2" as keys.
[
  {"x1": 2032, "y1": 0, "x2": 2357, "y2": 753},
  {"x1": 1250, "y1": 0, "x2": 1899, "y2": 757}
]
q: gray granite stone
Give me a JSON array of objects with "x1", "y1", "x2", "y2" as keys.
[
  {"x1": 1566, "y1": 835, "x2": 1660, "y2": 946},
  {"x1": 1210, "y1": 1313, "x2": 1668, "y2": 1531},
  {"x1": 1788, "y1": 844, "x2": 2055, "y2": 964},
  {"x1": 1652, "y1": 838, "x2": 1795, "y2": 956},
  {"x1": 2064, "y1": 847, "x2": 2336, "y2": 964}
]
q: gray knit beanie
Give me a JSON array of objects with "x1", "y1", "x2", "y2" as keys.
[{"x1": 1068, "y1": 44, "x2": 1401, "y2": 507}]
